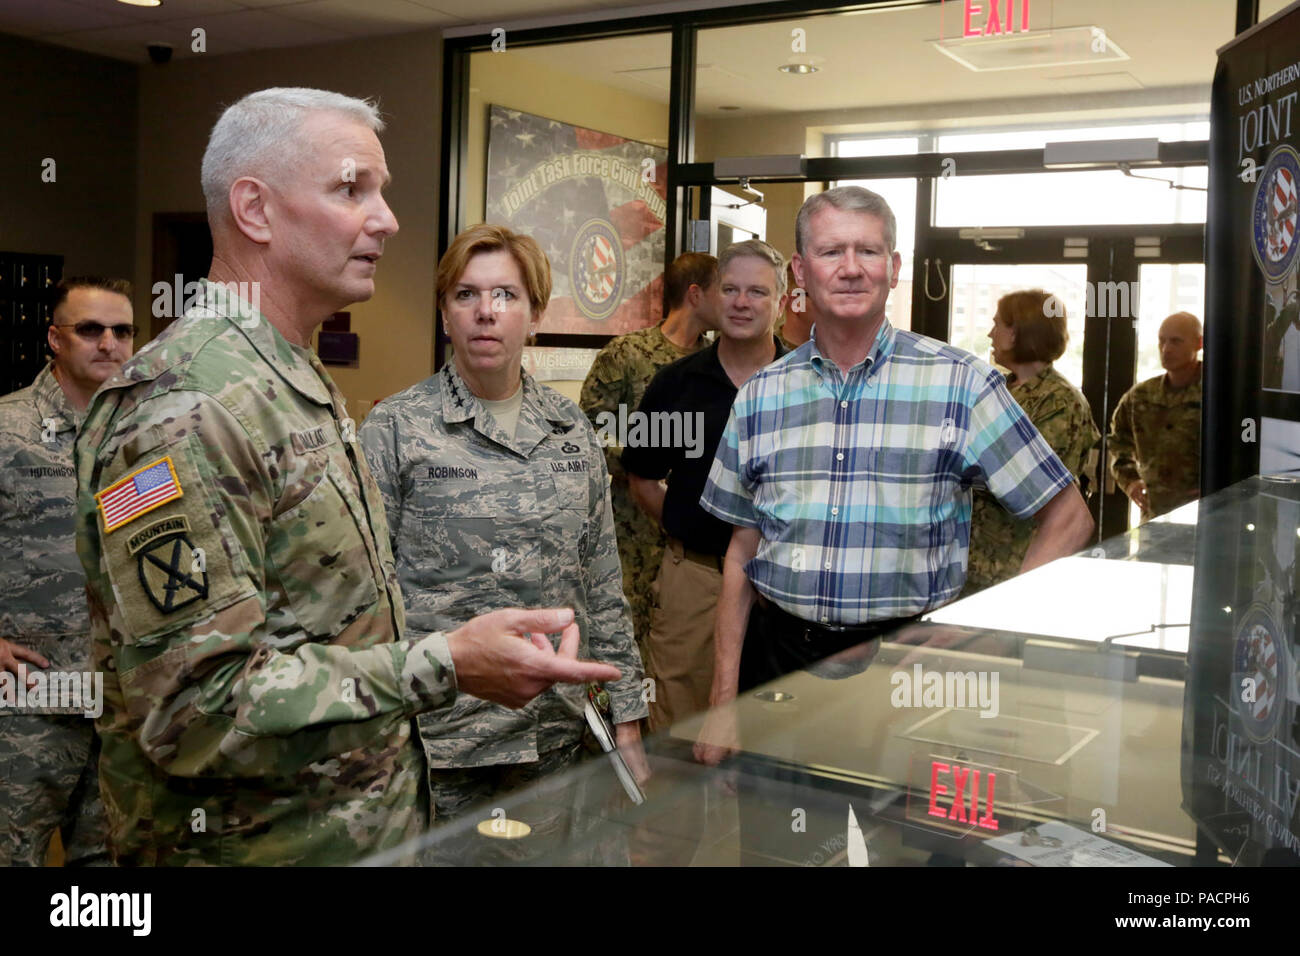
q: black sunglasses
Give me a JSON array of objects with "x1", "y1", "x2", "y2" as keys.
[{"x1": 55, "y1": 321, "x2": 136, "y2": 342}]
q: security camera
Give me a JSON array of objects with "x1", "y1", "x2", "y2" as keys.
[{"x1": 146, "y1": 43, "x2": 173, "y2": 65}]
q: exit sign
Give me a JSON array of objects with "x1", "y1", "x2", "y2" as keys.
[
  {"x1": 943, "y1": 0, "x2": 1032, "y2": 37},
  {"x1": 905, "y1": 753, "x2": 1019, "y2": 837}
]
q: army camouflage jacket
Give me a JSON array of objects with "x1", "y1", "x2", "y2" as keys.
[
  {"x1": 965, "y1": 365, "x2": 1100, "y2": 595},
  {"x1": 74, "y1": 281, "x2": 457, "y2": 866},
  {"x1": 1108, "y1": 366, "x2": 1202, "y2": 521},
  {"x1": 579, "y1": 324, "x2": 702, "y2": 645},
  {"x1": 0, "y1": 363, "x2": 91, "y2": 714},
  {"x1": 361, "y1": 361, "x2": 647, "y2": 769},
  {"x1": 579, "y1": 324, "x2": 701, "y2": 486}
]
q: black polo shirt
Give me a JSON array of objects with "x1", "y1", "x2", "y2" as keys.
[{"x1": 622, "y1": 338, "x2": 787, "y2": 557}]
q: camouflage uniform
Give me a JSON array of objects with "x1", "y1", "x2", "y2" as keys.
[
  {"x1": 579, "y1": 325, "x2": 702, "y2": 650},
  {"x1": 360, "y1": 363, "x2": 646, "y2": 862},
  {"x1": 965, "y1": 365, "x2": 1100, "y2": 595},
  {"x1": 73, "y1": 281, "x2": 458, "y2": 866},
  {"x1": 0, "y1": 363, "x2": 109, "y2": 866},
  {"x1": 1108, "y1": 364, "x2": 1202, "y2": 522}
]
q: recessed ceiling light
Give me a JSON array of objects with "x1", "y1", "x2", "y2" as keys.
[
  {"x1": 778, "y1": 62, "x2": 818, "y2": 75},
  {"x1": 117, "y1": 0, "x2": 163, "y2": 6}
]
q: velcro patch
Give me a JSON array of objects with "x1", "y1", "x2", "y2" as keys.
[
  {"x1": 126, "y1": 515, "x2": 192, "y2": 555},
  {"x1": 136, "y1": 534, "x2": 209, "y2": 614},
  {"x1": 95, "y1": 456, "x2": 183, "y2": 533}
]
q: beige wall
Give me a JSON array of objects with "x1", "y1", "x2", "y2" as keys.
[
  {"x1": 0, "y1": 34, "x2": 137, "y2": 286},
  {"x1": 135, "y1": 30, "x2": 442, "y2": 420}
]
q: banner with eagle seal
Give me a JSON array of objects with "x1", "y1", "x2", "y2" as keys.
[{"x1": 486, "y1": 105, "x2": 668, "y2": 335}]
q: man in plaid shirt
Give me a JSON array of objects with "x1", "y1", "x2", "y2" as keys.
[{"x1": 694, "y1": 186, "x2": 1095, "y2": 765}]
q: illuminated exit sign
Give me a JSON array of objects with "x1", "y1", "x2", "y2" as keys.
[
  {"x1": 943, "y1": 0, "x2": 1032, "y2": 37},
  {"x1": 905, "y1": 754, "x2": 1016, "y2": 836},
  {"x1": 929, "y1": 759, "x2": 1001, "y2": 829}
]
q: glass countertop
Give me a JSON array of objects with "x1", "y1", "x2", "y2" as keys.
[{"x1": 363, "y1": 477, "x2": 1300, "y2": 867}]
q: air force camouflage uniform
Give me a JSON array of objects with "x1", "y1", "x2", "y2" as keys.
[
  {"x1": 1108, "y1": 365, "x2": 1202, "y2": 522},
  {"x1": 964, "y1": 364, "x2": 1100, "y2": 594},
  {"x1": 579, "y1": 326, "x2": 702, "y2": 650},
  {"x1": 361, "y1": 362, "x2": 647, "y2": 862},
  {"x1": 0, "y1": 364, "x2": 108, "y2": 866},
  {"x1": 73, "y1": 281, "x2": 458, "y2": 866}
]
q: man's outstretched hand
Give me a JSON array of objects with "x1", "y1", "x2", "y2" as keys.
[{"x1": 446, "y1": 608, "x2": 621, "y2": 709}]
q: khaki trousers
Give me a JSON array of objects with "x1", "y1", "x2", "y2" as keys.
[{"x1": 646, "y1": 538, "x2": 722, "y2": 733}]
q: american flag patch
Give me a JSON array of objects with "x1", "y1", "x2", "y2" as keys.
[{"x1": 96, "y1": 456, "x2": 183, "y2": 533}]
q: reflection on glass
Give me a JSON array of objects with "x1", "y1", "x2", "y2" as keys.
[{"x1": 362, "y1": 479, "x2": 1300, "y2": 867}]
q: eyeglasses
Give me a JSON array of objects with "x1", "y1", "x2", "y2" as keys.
[{"x1": 55, "y1": 321, "x2": 136, "y2": 341}]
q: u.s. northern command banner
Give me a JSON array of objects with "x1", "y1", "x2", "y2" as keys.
[
  {"x1": 486, "y1": 105, "x2": 668, "y2": 335},
  {"x1": 1188, "y1": 0, "x2": 1300, "y2": 866}
]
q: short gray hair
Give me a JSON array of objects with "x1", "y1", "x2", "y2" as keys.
[
  {"x1": 718, "y1": 239, "x2": 787, "y2": 298},
  {"x1": 201, "y1": 87, "x2": 385, "y2": 222},
  {"x1": 795, "y1": 186, "x2": 897, "y2": 255}
]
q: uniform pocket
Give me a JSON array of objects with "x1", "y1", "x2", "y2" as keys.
[{"x1": 266, "y1": 459, "x2": 379, "y2": 640}]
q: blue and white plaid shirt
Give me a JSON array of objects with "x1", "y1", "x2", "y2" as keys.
[{"x1": 700, "y1": 320, "x2": 1073, "y2": 625}]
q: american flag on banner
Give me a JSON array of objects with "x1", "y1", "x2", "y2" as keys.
[
  {"x1": 486, "y1": 105, "x2": 668, "y2": 335},
  {"x1": 1269, "y1": 165, "x2": 1297, "y2": 262},
  {"x1": 96, "y1": 456, "x2": 183, "y2": 532}
]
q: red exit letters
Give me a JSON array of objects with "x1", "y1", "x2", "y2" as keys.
[
  {"x1": 957, "y1": 0, "x2": 1031, "y2": 37},
  {"x1": 928, "y1": 760, "x2": 1000, "y2": 830}
]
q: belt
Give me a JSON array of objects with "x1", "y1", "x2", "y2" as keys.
[
  {"x1": 754, "y1": 593, "x2": 917, "y2": 642},
  {"x1": 667, "y1": 537, "x2": 724, "y2": 572}
]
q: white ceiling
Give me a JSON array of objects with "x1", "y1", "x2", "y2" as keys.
[
  {"x1": 2, "y1": 0, "x2": 1247, "y2": 115},
  {"x1": 505, "y1": 0, "x2": 1236, "y2": 115},
  {"x1": 0, "y1": 0, "x2": 665, "y2": 62}
]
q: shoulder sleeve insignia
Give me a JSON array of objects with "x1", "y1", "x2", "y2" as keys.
[
  {"x1": 95, "y1": 455, "x2": 183, "y2": 533},
  {"x1": 135, "y1": 532, "x2": 209, "y2": 615}
]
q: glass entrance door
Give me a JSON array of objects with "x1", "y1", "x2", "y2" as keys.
[{"x1": 918, "y1": 229, "x2": 1204, "y2": 540}]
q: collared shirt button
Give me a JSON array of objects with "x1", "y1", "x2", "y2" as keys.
[
  {"x1": 836, "y1": 452, "x2": 844, "y2": 461},
  {"x1": 824, "y1": 561, "x2": 832, "y2": 569},
  {"x1": 840, "y1": 400, "x2": 848, "y2": 409},
  {"x1": 821, "y1": 615, "x2": 828, "y2": 623},
  {"x1": 830, "y1": 507, "x2": 839, "y2": 515}
]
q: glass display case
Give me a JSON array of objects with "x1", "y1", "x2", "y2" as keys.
[{"x1": 363, "y1": 477, "x2": 1300, "y2": 867}]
